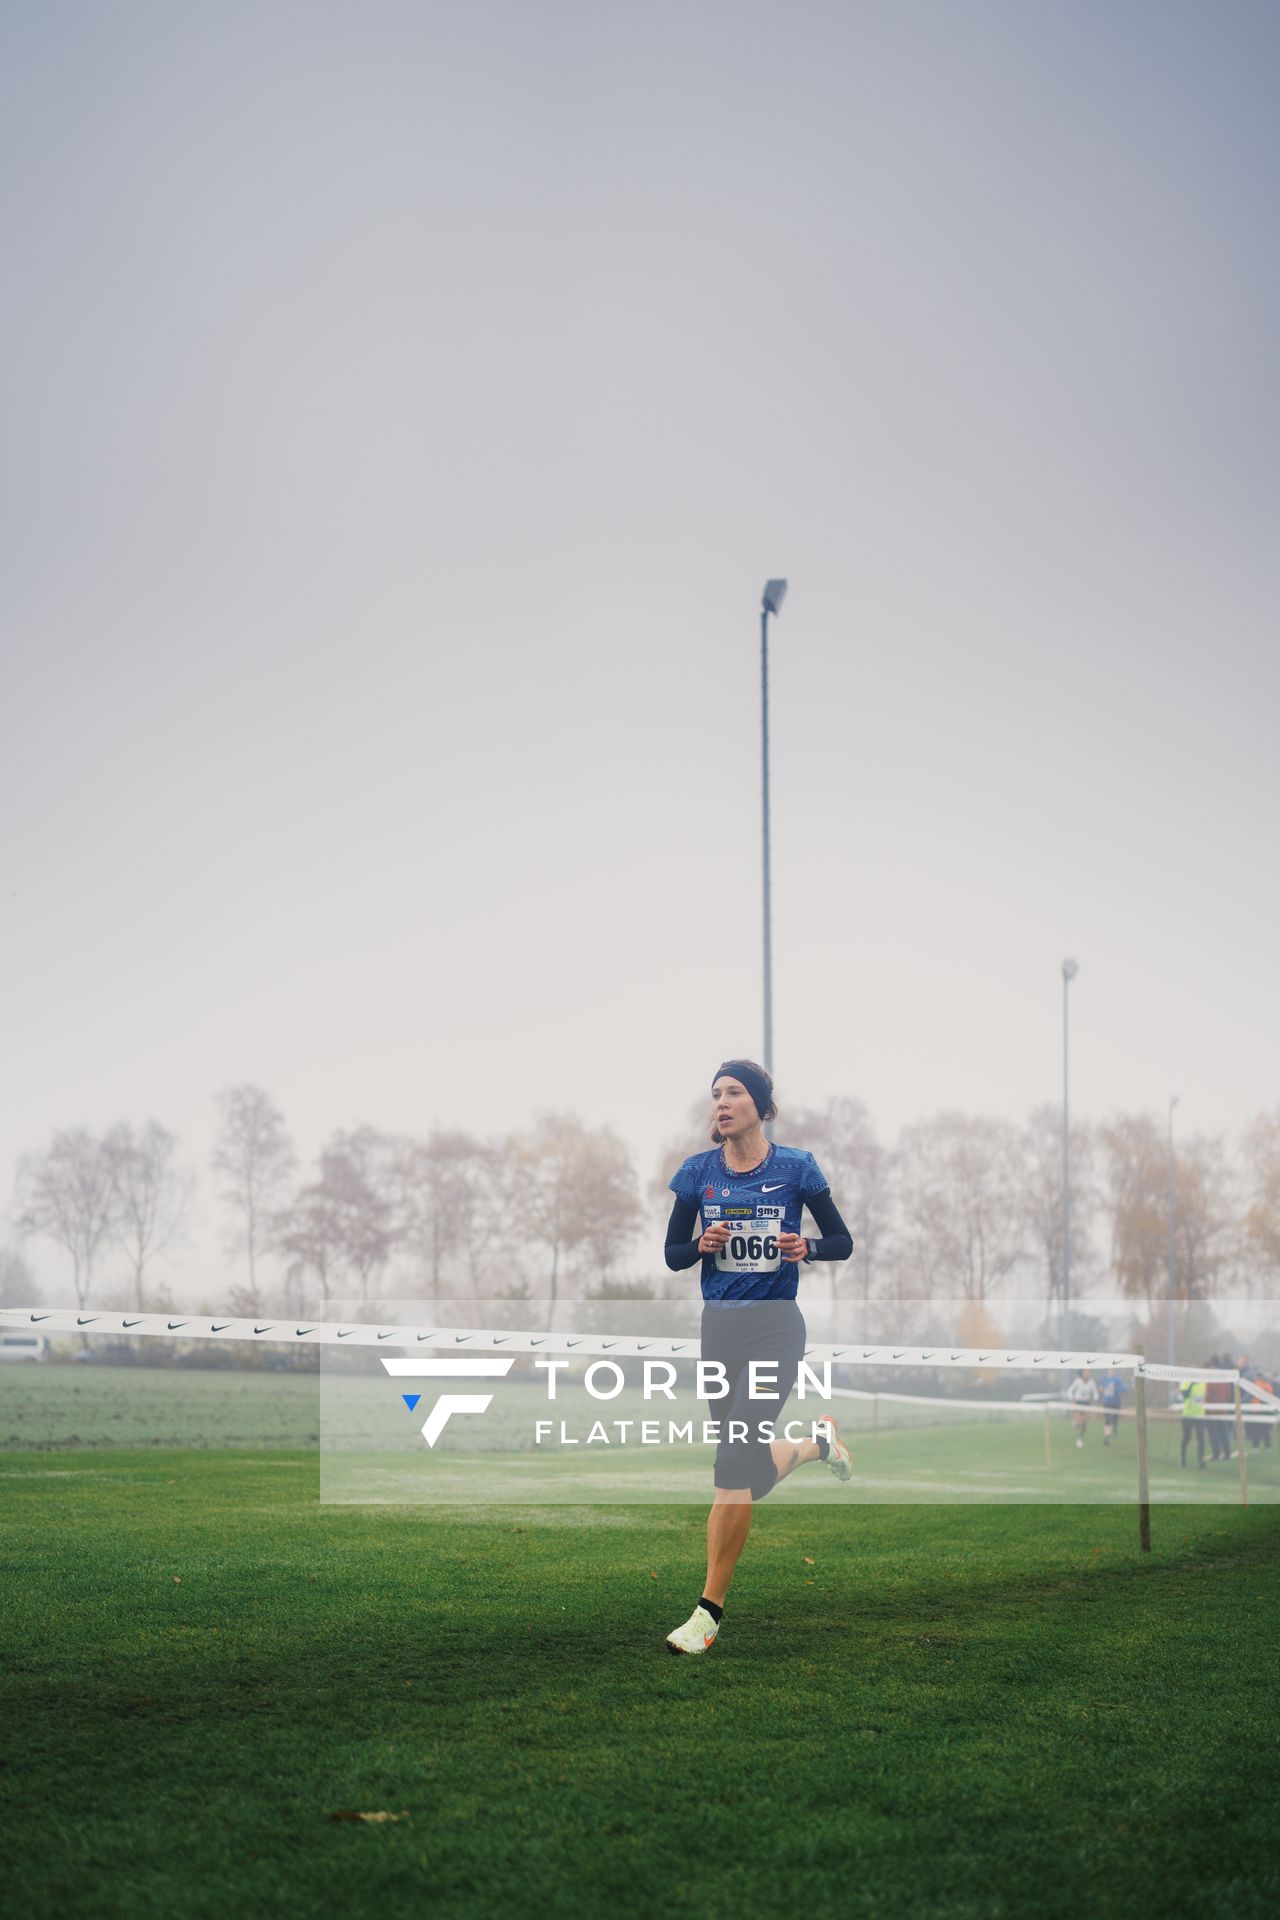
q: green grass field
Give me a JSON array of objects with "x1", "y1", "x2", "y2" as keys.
[{"x1": 4, "y1": 1368, "x2": 1279, "y2": 1917}]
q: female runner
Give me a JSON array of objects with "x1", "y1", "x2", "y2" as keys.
[{"x1": 661, "y1": 1059, "x2": 854, "y2": 1655}]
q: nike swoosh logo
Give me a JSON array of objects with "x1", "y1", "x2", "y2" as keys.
[
  {"x1": 77, "y1": 1317, "x2": 97, "y2": 1326},
  {"x1": 703, "y1": 1634, "x2": 715, "y2": 1646},
  {"x1": 168, "y1": 1322, "x2": 188, "y2": 1331},
  {"x1": 31, "y1": 1313, "x2": 53, "y2": 1322},
  {"x1": 761, "y1": 1183, "x2": 785, "y2": 1192},
  {"x1": 337, "y1": 1330, "x2": 355, "y2": 1338},
  {"x1": 123, "y1": 1319, "x2": 143, "y2": 1329},
  {"x1": 212, "y1": 1323, "x2": 231, "y2": 1332},
  {"x1": 377, "y1": 1332, "x2": 395, "y2": 1340},
  {"x1": 296, "y1": 1328, "x2": 314, "y2": 1337},
  {"x1": 254, "y1": 1325, "x2": 274, "y2": 1334}
]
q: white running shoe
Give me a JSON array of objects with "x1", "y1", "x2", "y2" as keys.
[
  {"x1": 665, "y1": 1604, "x2": 720, "y2": 1655},
  {"x1": 822, "y1": 1418, "x2": 854, "y2": 1482}
]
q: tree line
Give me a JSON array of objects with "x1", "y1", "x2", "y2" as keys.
[{"x1": 4, "y1": 1085, "x2": 1279, "y2": 1321}]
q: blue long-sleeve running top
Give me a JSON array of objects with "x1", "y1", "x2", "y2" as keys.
[{"x1": 665, "y1": 1142, "x2": 853, "y2": 1301}]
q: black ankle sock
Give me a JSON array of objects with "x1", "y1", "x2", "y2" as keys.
[
  {"x1": 816, "y1": 1433, "x2": 831, "y2": 1460},
  {"x1": 699, "y1": 1596, "x2": 723, "y2": 1623}
]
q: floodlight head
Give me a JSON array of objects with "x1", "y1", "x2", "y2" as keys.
[
  {"x1": 1062, "y1": 957, "x2": 1079, "y2": 982},
  {"x1": 762, "y1": 578, "x2": 788, "y2": 616}
]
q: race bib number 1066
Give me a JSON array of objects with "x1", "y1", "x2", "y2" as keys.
[{"x1": 713, "y1": 1204, "x2": 783, "y2": 1275}]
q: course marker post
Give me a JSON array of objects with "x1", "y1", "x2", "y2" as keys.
[
  {"x1": 1235, "y1": 1383, "x2": 1249, "y2": 1508},
  {"x1": 1135, "y1": 1374, "x2": 1151, "y2": 1553}
]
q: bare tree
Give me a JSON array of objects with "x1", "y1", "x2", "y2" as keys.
[
  {"x1": 1098, "y1": 1114, "x2": 1166, "y2": 1307},
  {"x1": 790, "y1": 1097, "x2": 893, "y2": 1316},
  {"x1": 0, "y1": 1246, "x2": 40, "y2": 1308},
  {"x1": 574, "y1": 1128, "x2": 643, "y2": 1292},
  {"x1": 1171, "y1": 1132, "x2": 1236, "y2": 1301},
  {"x1": 278, "y1": 1181, "x2": 345, "y2": 1313},
  {"x1": 211, "y1": 1086, "x2": 296, "y2": 1313},
  {"x1": 1100, "y1": 1113, "x2": 1233, "y2": 1306},
  {"x1": 15, "y1": 1129, "x2": 116, "y2": 1307},
  {"x1": 280, "y1": 1139, "x2": 395, "y2": 1309},
  {"x1": 1240, "y1": 1108, "x2": 1280, "y2": 1291},
  {"x1": 397, "y1": 1130, "x2": 498, "y2": 1293},
  {"x1": 514, "y1": 1113, "x2": 642, "y2": 1319},
  {"x1": 895, "y1": 1112, "x2": 1027, "y2": 1306},
  {"x1": 103, "y1": 1121, "x2": 195, "y2": 1309},
  {"x1": 1020, "y1": 1104, "x2": 1098, "y2": 1319},
  {"x1": 325, "y1": 1130, "x2": 399, "y2": 1300}
]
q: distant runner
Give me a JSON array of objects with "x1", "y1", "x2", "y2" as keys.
[{"x1": 1066, "y1": 1368, "x2": 1099, "y2": 1449}]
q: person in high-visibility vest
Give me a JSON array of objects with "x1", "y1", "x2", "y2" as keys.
[{"x1": 1179, "y1": 1378, "x2": 1206, "y2": 1468}]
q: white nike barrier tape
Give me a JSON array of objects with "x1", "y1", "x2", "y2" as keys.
[
  {"x1": 827, "y1": 1386, "x2": 1275, "y2": 1420},
  {"x1": 10, "y1": 1306, "x2": 1267, "y2": 1545},
  {"x1": 0, "y1": 1308, "x2": 1148, "y2": 1371}
]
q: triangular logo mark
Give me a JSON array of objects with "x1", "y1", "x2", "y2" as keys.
[{"x1": 402, "y1": 1394, "x2": 421, "y2": 1412}]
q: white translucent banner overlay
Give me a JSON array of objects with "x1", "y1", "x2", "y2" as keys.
[{"x1": 313, "y1": 1297, "x2": 1280, "y2": 1507}]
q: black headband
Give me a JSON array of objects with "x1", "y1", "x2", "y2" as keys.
[{"x1": 712, "y1": 1061, "x2": 773, "y2": 1121}]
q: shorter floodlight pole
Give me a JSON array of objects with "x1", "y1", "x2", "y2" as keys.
[
  {"x1": 1061, "y1": 959, "x2": 1079, "y2": 1344},
  {"x1": 1135, "y1": 1373, "x2": 1151, "y2": 1553},
  {"x1": 760, "y1": 578, "x2": 787, "y2": 1091},
  {"x1": 1166, "y1": 1096, "x2": 1179, "y2": 1368}
]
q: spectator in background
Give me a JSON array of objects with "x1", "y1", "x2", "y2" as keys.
[
  {"x1": 1205, "y1": 1355, "x2": 1233, "y2": 1462},
  {"x1": 1179, "y1": 1376, "x2": 1207, "y2": 1468},
  {"x1": 1065, "y1": 1368, "x2": 1099, "y2": 1449},
  {"x1": 1099, "y1": 1370, "x2": 1125, "y2": 1447}
]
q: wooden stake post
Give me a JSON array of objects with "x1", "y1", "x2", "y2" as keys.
[{"x1": 1235, "y1": 1383, "x2": 1249, "y2": 1508}]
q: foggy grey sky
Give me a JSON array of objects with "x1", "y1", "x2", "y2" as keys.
[{"x1": 3, "y1": 1, "x2": 1278, "y2": 1294}]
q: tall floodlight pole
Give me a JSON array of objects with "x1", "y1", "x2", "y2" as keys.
[
  {"x1": 1061, "y1": 958, "x2": 1079, "y2": 1343},
  {"x1": 1166, "y1": 1095, "x2": 1180, "y2": 1366},
  {"x1": 760, "y1": 579, "x2": 787, "y2": 1080}
]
